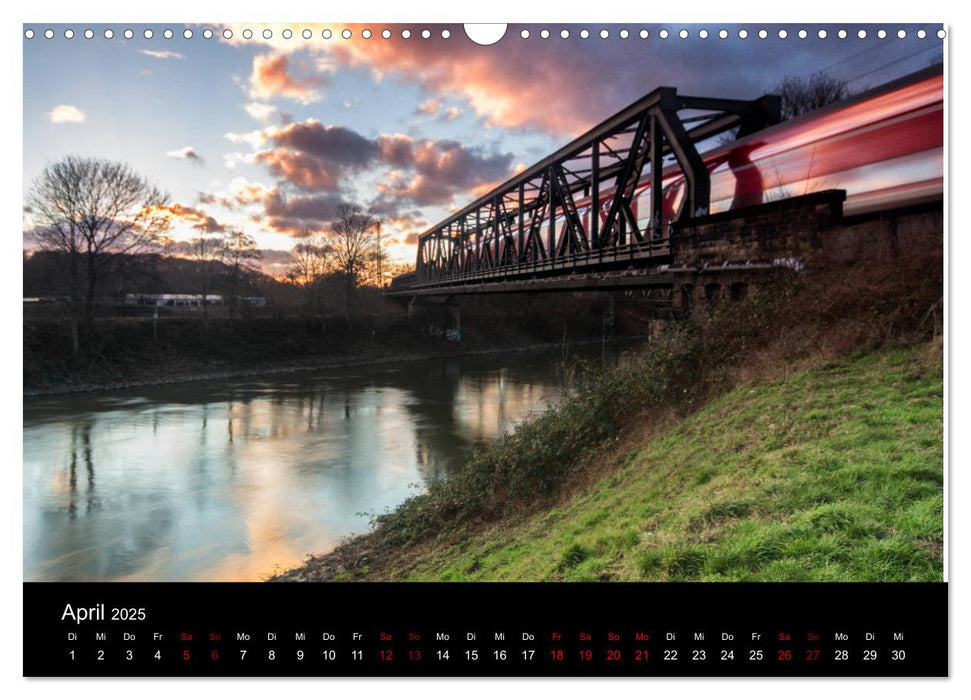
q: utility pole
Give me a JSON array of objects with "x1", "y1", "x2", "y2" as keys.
[{"x1": 375, "y1": 220, "x2": 384, "y2": 288}]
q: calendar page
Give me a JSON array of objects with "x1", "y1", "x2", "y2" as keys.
[{"x1": 21, "y1": 19, "x2": 947, "y2": 678}]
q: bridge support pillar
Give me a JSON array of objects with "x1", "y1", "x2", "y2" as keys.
[{"x1": 445, "y1": 296, "x2": 461, "y2": 342}]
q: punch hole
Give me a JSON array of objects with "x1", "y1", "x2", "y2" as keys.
[
  {"x1": 679, "y1": 29, "x2": 688, "y2": 40},
  {"x1": 738, "y1": 29, "x2": 748, "y2": 39},
  {"x1": 382, "y1": 29, "x2": 391, "y2": 39},
  {"x1": 441, "y1": 29, "x2": 450, "y2": 39},
  {"x1": 124, "y1": 29, "x2": 133, "y2": 39},
  {"x1": 638, "y1": 29, "x2": 647, "y2": 39},
  {"x1": 323, "y1": 29, "x2": 333, "y2": 39},
  {"x1": 619, "y1": 29, "x2": 629, "y2": 39},
  {"x1": 203, "y1": 29, "x2": 213, "y2": 39},
  {"x1": 699, "y1": 29, "x2": 709, "y2": 39},
  {"x1": 718, "y1": 29, "x2": 728, "y2": 39},
  {"x1": 464, "y1": 24, "x2": 506, "y2": 46},
  {"x1": 401, "y1": 29, "x2": 411, "y2": 39},
  {"x1": 520, "y1": 29, "x2": 529, "y2": 39},
  {"x1": 164, "y1": 29, "x2": 173, "y2": 39},
  {"x1": 599, "y1": 29, "x2": 608, "y2": 39},
  {"x1": 362, "y1": 29, "x2": 371, "y2": 39},
  {"x1": 937, "y1": 29, "x2": 946, "y2": 39},
  {"x1": 143, "y1": 29, "x2": 153, "y2": 39},
  {"x1": 64, "y1": 29, "x2": 74, "y2": 39},
  {"x1": 104, "y1": 29, "x2": 114, "y2": 39},
  {"x1": 342, "y1": 29, "x2": 352, "y2": 39},
  {"x1": 44, "y1": 29, "x2": 54, "y2": 39},
  {"x1": 24, "y1": 28, "x2": 34, "y2": 39},
  {"x1": 817, "y1": 29, "x2": 826, "y2": 39},
  {"x1": 242, "y1": 29, "x2": 253, "y2": 39},
  {"x1": 659, "y1": 29, "x2": 669, "y2": 39},
  {"x1": 302, "y1": 29, "x2": 312, "y2": 39},
  {"x1": 282, "y1": 28, "x2": 293, "y2": 39},
  {"x1": 263, "y1": 29, "x2": 273, "y2": 39},
  {"x1": 540, "y1": 29, "x2": 550, "y2": 39},
  {"x1": 223, "y1": 29, "x2": 233, "y2": 40},
  {"x1": 422, "y1": 29, "x2": 431, "y2": 39},
  {"x1": 183, "y1": 29, "x2": 192, "y2": 39},
  {"x1": 758, "y1": 29, "x2": 767, "y2": 39},
  {"x1": 579, "y1": 29, "x2": 589, "y2": 39}
]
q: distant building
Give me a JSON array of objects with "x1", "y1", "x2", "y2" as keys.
[{"x1": 125, "y1": 293, "x2": 223, "y2": 308}]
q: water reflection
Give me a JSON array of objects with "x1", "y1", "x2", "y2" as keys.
[{"x1": 23, "y1": 343, "x2": 635, "y2": 582}]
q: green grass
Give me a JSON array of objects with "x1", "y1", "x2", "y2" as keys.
[{"x1": 384, "y1": 346, "x2": 942, "y2": 582}]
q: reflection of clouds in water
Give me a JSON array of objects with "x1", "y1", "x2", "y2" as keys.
[{"x1": 23, "y1": 343, "x2": 637, "y2": 582}]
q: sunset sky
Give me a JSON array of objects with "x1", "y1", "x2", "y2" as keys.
[{"x1": 22, "y1": 22, "x2": 943, "y2": 274}]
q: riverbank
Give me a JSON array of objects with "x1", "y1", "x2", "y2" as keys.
[
  {"x1": 270, "y1": 253, "x2": 943, "y2": 583},
  {"x1": 24, "y1": 335, "x2": 637, "y2": 398}
]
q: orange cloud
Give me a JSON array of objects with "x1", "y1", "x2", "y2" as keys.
[{"x1": 246, "y1": 53, "x2": 328, "y2": 105}]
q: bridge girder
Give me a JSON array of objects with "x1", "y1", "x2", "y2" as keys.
[{"x1": 408, "y1": 85, "x2": 781, "y2": 293}]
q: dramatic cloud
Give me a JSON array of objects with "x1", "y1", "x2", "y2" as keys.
[
  {"x1": 244, "y1": 102, "x2": 279, "y2": 123},
  {"x1": 245, "y1": 53, "x2": 328, "y2": 105},
  {"x1": 233, "y1": 119, "x2": 514, "y2": 209},
  {"x1": 49, "y1": 105, "x2": 85, "y2": 123},
  {"x1": 166, "y1": 146, "x2": 204, "y2": 164},
  {"x1": 261, "y1": 189, "x2": 350, "y2": 236},
  {"x1": 138, "y1": 49, "x2": 185, "y2": 60},
  {"x1": 158, "y1": 203, "x2": 226, "y2": 233}
]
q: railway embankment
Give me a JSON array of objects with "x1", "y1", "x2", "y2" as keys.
[{"x1": 271, "y1": 245, "x2": 943, "y2": 583}]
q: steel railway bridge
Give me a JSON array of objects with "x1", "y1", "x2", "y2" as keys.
[{"x1": 388, "y1": 84, "x2": 782, "y2": 298}]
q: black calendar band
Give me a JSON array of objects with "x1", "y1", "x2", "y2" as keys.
[{"x1": 24, "y1": 582, "x2": 947, "y2": 677}]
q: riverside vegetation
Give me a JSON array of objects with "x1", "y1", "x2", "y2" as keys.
[{"x1": 269, "y1": 252, "x2": 944, "y2": 583}]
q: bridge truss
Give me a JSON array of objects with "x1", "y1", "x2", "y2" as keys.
[{"x1": 403, "y1": 86, "x2": 780, "y2": 293}]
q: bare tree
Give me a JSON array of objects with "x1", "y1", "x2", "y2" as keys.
[
  {"x1": 774, "y1": 72, "x2": 850, "y2": 120},
  {"x1": 221, "y1": 230, "x2": 262, "y2": 324},
  {"x1": 287, "y1": 230, "x2": 334, "y2": 328},
  {"x1": 330, "y1": 204, "x2": 380, "y2": 317},
  {"x1": 184, "y1": 228, "x2": 225, "y2": 323},
  {"x1": 25, "y1": 155, "x2": 170, "y2": 351}
]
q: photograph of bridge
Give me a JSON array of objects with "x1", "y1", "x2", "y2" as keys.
[{"x1": 23, "y1": 23, "x2": 943, "y2": 584}]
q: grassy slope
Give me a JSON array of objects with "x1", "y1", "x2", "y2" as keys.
[{"x1": 377, "y1": 344, "x2": 943, "y2": 583}]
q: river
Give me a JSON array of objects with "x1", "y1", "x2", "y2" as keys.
[{"x1": 23, "y1": 342, "x2": 637, "y2": 582}]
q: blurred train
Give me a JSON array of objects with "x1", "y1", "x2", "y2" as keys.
[{"x1": 413, "y1": 64, "x2": 943, "y2": 281}]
